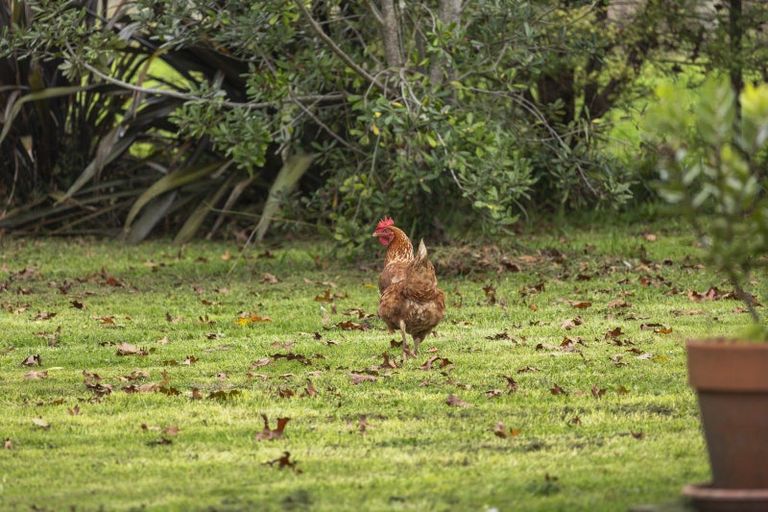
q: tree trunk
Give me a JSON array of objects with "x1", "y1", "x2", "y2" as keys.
[
  {"x1": 379, "y1": 0, "x2": 403, "y2": 68},
  {"x1": 729, "y1": 0, "x2": 743, "y2": 119},
  {"x1": 429, "y1": 0, "x2": 462, "y2": 87}
]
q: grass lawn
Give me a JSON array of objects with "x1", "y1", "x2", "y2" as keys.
[{"x1": 0, "y1": 222, "x2": 755, "y2": 511}]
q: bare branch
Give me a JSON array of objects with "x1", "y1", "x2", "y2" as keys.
[{"x1": 366, "y1": 0, "x2": 384, "y2": 25}]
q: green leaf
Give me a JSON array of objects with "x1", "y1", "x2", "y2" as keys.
[{"x1": 124, "y1": 161, "x2": 227, "y2": 231}]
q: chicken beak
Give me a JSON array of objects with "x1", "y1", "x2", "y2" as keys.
[{"x1": 371, "y1": 232, "x2": 380, "y2": 237}]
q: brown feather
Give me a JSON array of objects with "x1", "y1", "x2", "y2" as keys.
[{"x1": 378, "y1": 239, "x2": 445, "y2": 347}]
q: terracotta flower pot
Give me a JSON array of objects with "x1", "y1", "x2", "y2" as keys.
[{"x1": 684, "y1": 340, "x2": 768, "y2": 511}]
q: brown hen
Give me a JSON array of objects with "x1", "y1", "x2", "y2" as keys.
[{"x1": 373, "y1": 219, "x2": 445, "y2": 359}]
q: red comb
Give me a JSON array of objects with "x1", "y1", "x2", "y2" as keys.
[{"x1": 376, "y1": 216, "x2": 395, "y2": 230}]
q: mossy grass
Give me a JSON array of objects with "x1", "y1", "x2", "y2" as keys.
[{"x1": 0, "y1": 223, "x2": 753, "y2": 511}]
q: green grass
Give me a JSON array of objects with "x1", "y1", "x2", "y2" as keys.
[{"x1": 0, "y1": 223, "x2": 756, "y2": 511}]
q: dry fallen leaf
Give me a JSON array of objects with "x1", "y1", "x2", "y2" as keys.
[
  {"x1": 550, "y1": 384, "x2": 568, "y2": 396},
  {"x1": 3, "y1": 438, "x2": 12, "y2": 449},
  {"x1": 265, "y1": 451, "x2": 301, "y2": 473},
  {"x1": 493, "y1": 421, "x2": 522, "y2": 439},
  {"x1": 568, "y1": 300, "x2": 592, "y2": 309},
  {"x1": 237, "y1": 312, "x2": 272, "y2": 325},
  {"x1": 446, "y1": 394, "x2": 471, "y2": 408},
  {"x1": 32, "y1": 417, "x2": 50, "y2": 430},
  {"x1": 261, "y1": 273, "x2": 280, "y2": 284},
  {"x1": 561, "y1": 316, "x2": 583, "y2": 330},
  {"x1": 21, "y1": 354, "x2": 41, "y2": 366},
  {"x1": 24, "y1": 370, "x2": 48, "y2": 380},
  {"x1": 116, "y1": 343, "x2": 148, "y2": 356},
  {"x1": 255, "y1": 414, "x2": 290, "y2": 441},
  {"x1": 349, "y1": 373, "x2": 377, "y2": 385}
]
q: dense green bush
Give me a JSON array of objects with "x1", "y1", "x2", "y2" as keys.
[{"x1": 2, "y1": 1, "x2": 768, "y2": 245}]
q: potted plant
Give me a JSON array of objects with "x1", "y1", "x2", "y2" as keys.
[{"x1": 649, "y1": 77, "x2": 768, "y2": 511}]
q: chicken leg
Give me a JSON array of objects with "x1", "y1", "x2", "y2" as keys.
[{"x1": 399, "y1": 319, "x2": 409, "y2": 362}]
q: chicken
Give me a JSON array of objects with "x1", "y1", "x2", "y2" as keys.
[
  {"x1": 372, "y1": 217, "x2": 413, "y2": 294},
  {"x1": 373, "y1": 218, "x2": 445, "y2": 359}
]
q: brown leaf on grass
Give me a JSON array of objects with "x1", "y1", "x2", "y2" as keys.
[
  {"x1": 32, "y1": 417, "x2": 50, "y2": 430},
  {"x1": 519, "y1": 282, "x2": 545, "y2": 297},
  {"x1": 561, "y1": 316, "x2": 583, "y2": 330},
  {"x1": 642, "y1": 233, "x2": 657, "y2": 242},
  {"x1": 349, "y1": 373, "x2": 377, "y2": 385},
  {"x1": 550, "y1": 384, "x2": 568, "y2": 396},
  {"x1": 261, "y1": 273, "x2": 280, "y2": 284},
  {"x1": 446, "y1": 394, "x2": 471, "y2": 408},
  {"x1": 116, "y1": 343, "x2": 148, "y2": 356},
  {"x1": 357, "y1": 415, "x2": 368, "y2": 435},
  {"x1": 35, "y1": 326, "x2": 61, "y2": 347},
  {"x1": 120, "y1": 369, "x2": 150, "y2": 382},
  {"x1": 517, "y1": 365, "x2": 540, "y2": 373},
  {"x1": 639, "y1": 322, "x2": 663, "y2": 330},
  {"x1": 71, "y1": 300, "x2": 85, "y2": 310},
  {"x1": 182, "y1": 355, "x2": 198, "y2": 366},
  {"x1": 568, "y1": 416, "x2": 581, "y2": 426},
  {"x1": 591, "y1": 385, "x2": 606, "y2": 399},
  {"x1": 123, "y1": 383, "x2": 158, "y2": 393},
  {"x1": 631, "y1": 431, "x2": 645, "y2": 440},
  {"x1": 190, "y1": 387, "x2": 203, "y2": 400},
  {"x1": 615, "y1": 385, "x2": 630, "y2": 395},
  {"x1": 198, "y1": 315, "x2": 215, "y2": 325},
  {"x1": 270, "y1": 352, "x2": 312, "y2": 366},
  {"x1": 568, "y1": 300, "x2": 592, "y2": 309},
  {"x1": 560, "y1": 336, "x2": 584, "y2": 351},
  {"x1": 3, "y1": 438, "x2": 11, "y2": 449},
  {"x1": 607, "y1": 298, "x2": 631, "y2": 309},
  {"x1": 255, "y1": 414, "x2": 290, "y2": 441},
  {"x1": 68, "y1": 404, "x2": 80, "y2": 416},
  {"x1": 278, "y1": 388, "x2": 295, "y2": 399},
  {"x1": 335, "y1": 320, "x2": 367, "y2": 331},
  {"x1": 420, "y1": 355, "x2": 453, "y2": 370},
  {"x1": 82, "y1": 370, "x2": 101, "y2": 382},
  {"x1": 271, "y1": 340, "x2": 295, "y2": 351},
  {"x1": 654, "y1": 326, "x2": 673, "y2": 334},
  {"x1": 164, "y1": 312, "x2": 182, "y2": 324},
  {"x1": 33, "y1": 311, "x2": 56, "y2": 321},
  {"x1": 503, "y1": 376, "x2": 519, "y2": 393},
  {"x1": 207, "y1": 389, "x2": 240, "y2": 400},
  {"x1": 237, "y1": 312, "x2": 272, "y2": 325},
  {"x1": 485, "y1": 331, "x2": 512, "y2": 340},
  {"x1": 604, "y1": 327, "x2": 623, "y2": 339},
  {"x1": 314, "y1": 288, "x2": 347, "y2": 303},
  {"x1": 265, "y1": 451, "x2": 301, "y2": 473},
  {"x1": 304, "y1": 379, "x2": 318, "y2": 397},
  {"x1": 97, "y1": 315, "x2": 117, "y2": 326},
  {"x1": 379, "y1": 352, "x2": 399, "y2": 369},
  {"x1": 24, "y1": 370, "x2": 48, "y2": 380},
  {"x1": 529, "y1": 303, "x2": 538, "y2": 312},
  {"x1": 485, "y1": 389, "x2": 502, "y2": 398},
  {"x1": 251, "y1": 357, "x2": 274, "y2": 368},
  {"x1": 483, "y1": 284, "x2": 497, "y2": 305},
  {"x1": 21, "y1": 354, "x2": 41, "y2": 366},
  {"x1": 146, "y1": 437, "x2": 173, "y2": 446},
  {"x1": 493, "y1": 421, "x2": 521, "y2": 439}
]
